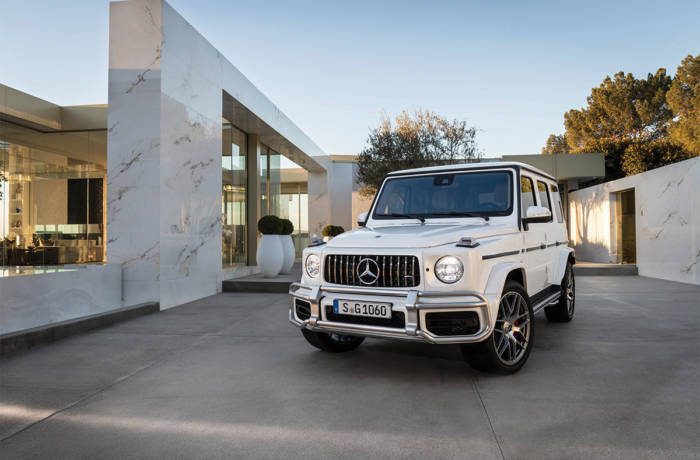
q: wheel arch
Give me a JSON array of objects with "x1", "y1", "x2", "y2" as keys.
[{"x1": 484, "y1": 262, "x2": 528, "y2": 296}]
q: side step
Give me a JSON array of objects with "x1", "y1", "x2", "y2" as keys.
[{"x1": 530, "y1": 286, "x2": 562, "y2": 314}]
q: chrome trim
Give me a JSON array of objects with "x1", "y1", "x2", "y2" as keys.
[{"x1": 289, "y1": 282, "x2": 491, "y2": 344}]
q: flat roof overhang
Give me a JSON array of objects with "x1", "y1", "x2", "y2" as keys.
[
  {"x1": 222, "y1": 91, "x2": 324, "y2": 173},
  {"x1": 1, "y1": 84, "x2": 107, "y2": 133},
  {"x1": 502, "y1": 153, "x2": 605, "y2": 181}
]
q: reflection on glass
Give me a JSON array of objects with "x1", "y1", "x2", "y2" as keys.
[
  {"x1": 222, "y1": 121, "x2": 247, "y2": 266},
  {"x1": 0, "y1": 121, "x2": 106, "y2": 267}
]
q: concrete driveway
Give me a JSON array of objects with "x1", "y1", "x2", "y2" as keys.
[{"x1": 1, "y1": 276, "x2": 698, "y2": 459}]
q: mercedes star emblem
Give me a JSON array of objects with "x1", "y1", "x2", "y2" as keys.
[{"x1": 357, "y1": 257, "x2": 380, "y2": 285}]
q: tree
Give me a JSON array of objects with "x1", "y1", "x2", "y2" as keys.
[
  {"x1": 565, "y1": 69, "x2": 672, "y2": 148},
  {"x1": 356, "y1": 110, "x2": 479, "y2": 195},
  {"x1": 621, "y1": 139, "x2": 692, "y2": 176},
  {"x1": 545, "y1": 66, "x2": 696, "y2": 179},
  {"x1": 564, "y1": 70, "x2": 674, "y2": 179},
  {"x1": 541, "y1": 134, "x2": 570, "y2": 154},
  {"x1": 667, "y1": 54, "x2": 700, "y2": 154}
]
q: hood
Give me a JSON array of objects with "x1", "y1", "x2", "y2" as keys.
[{"x1": 326, "y1": 222, "x2": 517, "y2": 249}]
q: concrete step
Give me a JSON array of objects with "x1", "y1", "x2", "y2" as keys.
[
  {"x1": 222, "y1": 277, "x2": 293, "y2": 294},
  {"x1": 573, "y1": 263, "x2": 638, "y2": 276}
]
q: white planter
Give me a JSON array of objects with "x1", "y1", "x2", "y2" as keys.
[
  {"x1": 280, "y1": 235, "x2": 296, "y2": 274},
  {"x1": 256, "y1": 235, "x2": 283, "y2": 278},
  {"x1": 323, "y1": 236, "x2": 331, "y2": 242}
]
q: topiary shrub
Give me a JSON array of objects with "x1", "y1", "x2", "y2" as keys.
[
  {"x1": 258, "y1": 215, "x2": 282, "y2": 235},
  {"x1": 322, "y1": 224, "x2": 345, "y2": 237},
  {"x1": 280, "y1": 218, "x2": 294, "y2": 235}
]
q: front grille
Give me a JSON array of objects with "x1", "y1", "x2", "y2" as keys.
[
  {"x1": 324, "y1": 255, "x2": 420, "y2": 287},
  {"x1": 325, "y1": 305, "x2": 405, "y2": 328},
  {"x1": 425, "y1": 311, "x2": 480, "y2": 336},
  {"x1": 295, "y1": 299, "x2": 311, "y2": 320}
]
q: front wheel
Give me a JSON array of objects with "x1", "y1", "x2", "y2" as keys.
[
  {"x1": 461, "y1": 280, "x2": 534, "y2": 373},
  {"x1": 301, "y1": 329, "x2": 365, "y2": 353}
]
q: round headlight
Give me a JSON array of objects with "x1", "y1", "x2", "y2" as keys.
[
  {"x1": 305, "y1": 254, "x2": 321, "y2": 278},
  {"x1": 435, "y1": 256, "x2": 464, "y2": 284}
]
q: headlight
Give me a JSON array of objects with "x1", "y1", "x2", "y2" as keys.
[
  {"x1": 305, "y1": 254, "x2": 321, "y2": 278},
  {"x1": 435, "y1": 256, "x2": 463, "y2": 284}
]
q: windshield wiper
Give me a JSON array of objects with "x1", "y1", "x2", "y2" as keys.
[
  {"x1": 428, "y1": 212, "x2": 490, "y2": 221},
  {"x1": 376, "y1": 213, "x2": 426, "y2": 223}
]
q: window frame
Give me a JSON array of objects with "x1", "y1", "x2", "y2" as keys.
[
  {"x1": 520, "y1": 175, "x2": 537, "y2": 217},
  {"x1": 536, "y1": 180, "x2": 554, "y2": 222}
]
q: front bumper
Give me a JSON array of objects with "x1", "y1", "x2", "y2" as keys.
[{"x1": 289, "y1": 283, "x2": 495, "y2": 344}]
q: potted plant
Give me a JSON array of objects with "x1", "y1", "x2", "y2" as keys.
[
  {"x1": 279, "y1": 218, "x2": 296, "y2": 274},
  {"x1": 256, "y1": 215, "x2": 283, "y2": 277},
  {"x1": 322, "y1": 224, "x2": 345, "y2": 242}
]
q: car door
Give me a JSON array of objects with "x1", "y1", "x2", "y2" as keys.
[
  {"x1": 520, "y1": 174, "x2": 547, "y2": 295},
  {"x1": 536, "y1": 179, "x2": 558, "y2": 287}
]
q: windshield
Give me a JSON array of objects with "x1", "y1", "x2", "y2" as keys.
[{"x1": 372, "y1": 170, "x2": 513, "y2": 220}]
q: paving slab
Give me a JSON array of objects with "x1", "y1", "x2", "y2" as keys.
[{"x1": 0, "y1": 275, "x2": 698, "y2": 459}]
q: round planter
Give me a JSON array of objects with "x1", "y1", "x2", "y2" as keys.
[
  {"x1": 280, "y1": 235, "x2": 296, "y2": 274},
  {"x1": 256, "y1": 235, "x2": 283, "y2": 278}
]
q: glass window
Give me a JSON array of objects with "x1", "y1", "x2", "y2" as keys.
[
  {"x1": 222, "y1": 121, "x2": 247, "y2": 266},
  {"x1": 537, "y1": 181, "x2": 552, "y2": 220},
  {"x1": 1, "y1": 121, "x2": 106, "y2": 268},
  {"x1": 520, "y1": 176, "x2": 536, "y2": 215},
  {"x1": 550, "y1": 183, "x2": 564, "y2": 223},
  {"x1": 373, "y1": 171, "x2": 512, "y2": 219}
]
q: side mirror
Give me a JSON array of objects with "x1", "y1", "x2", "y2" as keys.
[
  {"x1": 522, "y1": 206, "x2": 551, "y2": 228},
  {"x1": 357, "y1": 212, "x2": 368, "y2": 227}
]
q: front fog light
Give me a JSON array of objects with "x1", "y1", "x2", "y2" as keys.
[
  {"x1": 305, "y1": 254, "x2": 321, "y2": 278},
  {"x1": 435, "y1": 256, "x2": 464, "y2": 283}
]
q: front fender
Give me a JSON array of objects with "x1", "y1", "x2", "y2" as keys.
[
  {"x1": 484, "y1": 261, "x2": 527, "y2": 296},
  {"x1": 548, "y1": 247, "x2": 575, "y2": 285}
]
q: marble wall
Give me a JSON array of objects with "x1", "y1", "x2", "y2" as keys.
[
  {"x1": 108, "y1": 0, "x2": 326, "y2": 309},
  {"x1": 0, "y1": 264, "x2": 122, "y2": 335},
  {"x1": 107, "y1": 0, "x2": 221, "y2": 309},
  {"x1": 569, "y1": 157, "x2": 699, "y2": 285}
]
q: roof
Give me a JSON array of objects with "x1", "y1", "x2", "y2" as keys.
[{"x1": 386, "y1": 161, "x2": 556, "y2": 181}]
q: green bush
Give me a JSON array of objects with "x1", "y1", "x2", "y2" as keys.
[
  {"x1": 322, "y1": 224, "x2": 345, "y2": 237},
  {"x1": 258, "y1": 215, "x2": 282, "y2": 235},
  {"x1": 280, "y1": 218, "x2": 294, "y2": 235}
]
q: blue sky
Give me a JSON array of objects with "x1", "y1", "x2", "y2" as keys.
[{"x1": 1, "y1": 0, "x2": 698, "y2": 157}]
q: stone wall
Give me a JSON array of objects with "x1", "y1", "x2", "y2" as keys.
[{"x1": 569, "y1": 157, "x2": 699, "y2": 285}]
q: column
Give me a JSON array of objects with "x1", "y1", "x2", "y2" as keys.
[{"x1": 246, "y1": 133, "x2": 261, "y2": 265}]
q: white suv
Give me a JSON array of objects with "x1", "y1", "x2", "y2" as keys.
[{"x1": 289, "y1": 162, "x2": 575, "y2": 373}]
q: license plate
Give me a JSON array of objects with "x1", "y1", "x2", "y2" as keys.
[{"x1": 332, "y1": 299, "x2": 392, "y2": 319}]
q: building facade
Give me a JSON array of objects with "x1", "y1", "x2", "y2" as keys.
[{"x1": 0, "y1": 0, "x2": 350, "y2": 335}]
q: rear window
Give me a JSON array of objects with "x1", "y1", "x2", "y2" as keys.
[{"x1": 550, "y1": 184, "x2": 564, "y2": 223}]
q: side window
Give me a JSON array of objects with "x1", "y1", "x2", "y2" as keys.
[
  {"x1": 520, "y1": 176, "x2": 536, "y2": 215},
  {"x1": 536, "y1": 181, "x2": 552, "y2": 221},
  {"x1": 550, "y1": 183, "x2": 564, "y2": 223}
]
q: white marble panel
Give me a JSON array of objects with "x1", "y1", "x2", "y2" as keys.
[
  {"x1": 107, "y1": 0, "x2": 164, "y2": 306},
  {"x1": 570, "y1": 157, "x2": 699, "y2": 285},
  {"x1": 0, "y1": 264, "x2": 122, "y2": 336},
  {"x1": 158, "y1": 94, "x2": 222, "y2": 308}
]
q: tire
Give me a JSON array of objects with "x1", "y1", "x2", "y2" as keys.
[
  {"x1": 545, "y1": 262, "x2": 575, "y2": 323},
  {"x1": 301, "y1": 329, "x2": 365, "y2": 353},
  {"x1": 461, "y1": 280, "x2": 534, "y2": 374}
]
